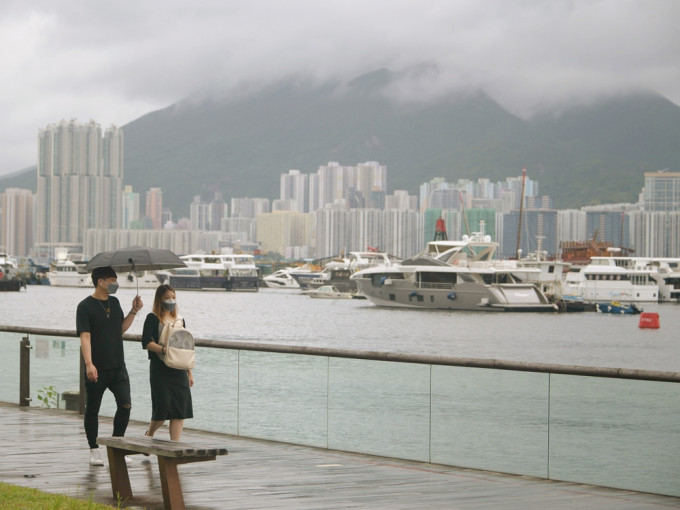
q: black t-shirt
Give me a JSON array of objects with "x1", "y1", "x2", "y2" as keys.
[{"x1": 76, "y1": 295, "x2": 125, "y2": 370}]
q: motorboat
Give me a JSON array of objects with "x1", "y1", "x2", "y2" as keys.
[
  {"x1": 48, "y1": 253, "x2": 160, "y2": 288},
  {"x1": 262, "y1": 264, "x2": 319, "y2": 289},
  {"x1": 294, "y1": 251, "x2": 398, "y2": 293},
  {"x1": 160, "y1": 253, "x2": 259, "y2": 291},
  {"x1": 302, "y1": 285, "x2": 353, "y2": 299},
  {"x1": 596, "y1": 301, "x2": 643, "y2": 314},
  {"x1": 351, "y1": 233, "x2": 557, "y2": 312}
]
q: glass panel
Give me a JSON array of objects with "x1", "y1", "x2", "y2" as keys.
[
  {"x1": 328, "y1": 359, "x2": 430, "y2": 462},
  {"x1": 0, "y1": 332, "x2": 21, "y2": 404},
  {"x1": 549, "y1": 375, "x2": 680, "y2": 497},
  {"x1": 238, "y1": 351, "x2": 328, "y2": 447},
  {"x1": 431, "y1": 366, "x2": 549, "y2": 477},
  {"x1": 190, "y1": 347, "x2": 238, "y2": 435},
  {"x1": 30, "y1": 335, "x2": 81, "y2": 410}
]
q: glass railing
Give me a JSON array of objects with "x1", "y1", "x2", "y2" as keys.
[{"x1": 1, "y1": 326, "x2": 678, "y2": 498}]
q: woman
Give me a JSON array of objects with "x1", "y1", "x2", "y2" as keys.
[{"x1": 141, "y1": 284, "x2": 193, "y2": 440}]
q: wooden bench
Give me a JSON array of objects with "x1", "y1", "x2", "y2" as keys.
[{"x1": 97, "y1": 436, "x2": 228, "y2": 510}]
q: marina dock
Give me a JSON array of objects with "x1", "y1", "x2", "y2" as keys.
[{"x1": 1, "y1": 403, "x2": 677, "y2": 509}]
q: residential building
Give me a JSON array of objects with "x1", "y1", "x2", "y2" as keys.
[
  {"x1": 145, "y1": 187, "x2": 163, "y2": 230},
  {"x1": 37, "y1": 119, "x2": 123, "y2": 244},
  {"x1": 280, "y1": 169, "x2": 308, "y2": 213},
  {"x1": 0, "y1": 188, "x2": 34, "y2": 257},
  {"x1": 643, "y1": 171, "x2": 680, "y2": 211},
  {"x1": 122, "y1": 185, "x2": 140, "y2": 229},
  {"x1": 256, "y1": 210, "x2": 312, "y2": 256}
]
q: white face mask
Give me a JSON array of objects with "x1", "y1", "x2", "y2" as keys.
[{"x1": 161, "y1": 299, "x2": 176, "y2": 312}]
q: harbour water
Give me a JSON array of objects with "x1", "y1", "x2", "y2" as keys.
[{"x1": 1, "y1": 284, "x2": 678, "y2": 372}]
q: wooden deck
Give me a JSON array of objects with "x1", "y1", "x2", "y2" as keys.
[{"x1": 1, "y1": 403, "x2": 678, "y2": 509}]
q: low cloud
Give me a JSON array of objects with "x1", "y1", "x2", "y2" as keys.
[{"x1": 1, "y1": 0, "x2": 679, "y2": 174}]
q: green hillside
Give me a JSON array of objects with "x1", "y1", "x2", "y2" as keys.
[{"x1": 3, "y1": 70, "x2": 680, "y2": 215}]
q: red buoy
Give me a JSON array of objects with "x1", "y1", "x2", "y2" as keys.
[{"x1": 639, "y1": 312, "x2": 660, "y2": 329}]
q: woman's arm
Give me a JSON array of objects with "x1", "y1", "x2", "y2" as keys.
[{"x1": 141, "y1": 314, "x2": 165, "y2": 354}]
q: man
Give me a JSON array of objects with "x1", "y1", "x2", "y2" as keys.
[{"x1": 76, "y1": 266, "x2": 143, "y2": 466}]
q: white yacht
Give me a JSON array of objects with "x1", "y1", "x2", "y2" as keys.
[
  {"x1": 262, "y1": 265, "x2": 319, "y2": 289},
  {"x1": 0, "y1": 252, "x2": 18, "y2": 278},
  {"x1": 293, "y1": 251, "x2": 398, "y2": 293},
  {"x1": 49, "y1": 253, "x2": 160, "y2": 288},
  {"x1": 351, "y1": 233, "x2": 556, "y2": 312},
  {"x1": 563, "y1": 255, "x2": 680, "y2": 303},
  {"x1": 161, "y1": 253, "x2": 259, "y2": 291}
]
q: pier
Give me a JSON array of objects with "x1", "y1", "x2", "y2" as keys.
[
  {"x1": 2, "y1": 402, "x2": 678, "y2": 509},
  {"x1": 1, "y1": 324, "x2": 679, "y2": 508}
]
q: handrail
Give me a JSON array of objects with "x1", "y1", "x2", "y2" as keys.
[{"x1": 1, "y1": 325, "x2": 679, "y2": 383}]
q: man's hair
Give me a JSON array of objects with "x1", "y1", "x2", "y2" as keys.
[{"x1": 91, "y1": 266, "x2": 117, "y2": 287}]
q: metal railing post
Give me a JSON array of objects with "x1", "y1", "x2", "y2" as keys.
[{"x1": 19, "y1": 335, "x2": 31, "y2": 406}]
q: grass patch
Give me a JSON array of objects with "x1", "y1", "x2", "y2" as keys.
[{"x1": 0, "y1": 481, "x2": 119, "y2": 509}]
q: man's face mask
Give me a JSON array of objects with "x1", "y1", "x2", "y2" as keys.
[{"x1": 102, "y1": 280, "x2": 119, "y2": 294}]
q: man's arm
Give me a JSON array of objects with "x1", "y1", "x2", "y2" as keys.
[
  {"x1": 122, "y1": 295, "x2": 143, "y2": 333},
  {"x1": 80, "y1": 332, "x2": 98, "y2": 382}
]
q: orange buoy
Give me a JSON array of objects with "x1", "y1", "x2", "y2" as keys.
[{"x1": 639, "y1": 312, "x2": 660, "y2": 329}]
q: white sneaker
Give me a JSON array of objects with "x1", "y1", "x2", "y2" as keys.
[
  {"x1": 89, "y1": 448, "x2": 104, "y2": 466},
  {"x1": 125, "y1": 456, "x2": 133, "y2": 465}
]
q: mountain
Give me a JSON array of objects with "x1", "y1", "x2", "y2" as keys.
[{"x1": 3, "y1": 69, "x2": 680, "y2": 215}]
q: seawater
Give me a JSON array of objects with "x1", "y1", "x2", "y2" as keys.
[{"x1": 1, "y1": 284, "x2": 678, "y2": 372}]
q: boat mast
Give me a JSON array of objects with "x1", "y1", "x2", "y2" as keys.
[
  {"x1": 458, "y1": 190, "x2": 470, "y2": 236},
  {"x1": 515, "y1": 168, "x2": 526, "y2": 259}
]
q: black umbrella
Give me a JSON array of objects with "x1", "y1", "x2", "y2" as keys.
[{"x1": 84, "y1": 246, "x2": 186, "y2": 294}]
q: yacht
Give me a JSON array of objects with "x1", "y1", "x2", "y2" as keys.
[
  {"x1": 48, "y1": 253, "x2": 160, "y2": 288},
  {"x1": 563, "y1": 255, "x2": 680, "y2": 303},
  {"x1": 161, "y1": 253, "x2": 259, "y2": 291},
  {"x1": 0, "y1": 252, "x2": 18, "y2": 278},
  {"x1": 262, "y1": 264, "x2": 319, "y2": 289},
  {"x1": 351, "y1": 233, "x2": 557, "y2": 312},
  {"x1": 294, "y1": 251, "x2": 398, "y2": 293}
]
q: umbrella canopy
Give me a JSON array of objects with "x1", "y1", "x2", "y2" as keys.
[{"x1": 84, "y1": 246, "x2": 186, "y2": 273}]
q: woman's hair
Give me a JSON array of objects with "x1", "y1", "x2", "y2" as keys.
[{"x1": 153, "y1": 284, "x2": 178, "y2": 319}]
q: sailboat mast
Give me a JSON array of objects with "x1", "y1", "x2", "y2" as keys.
[
  {"x1": 458, "y1": 190, "x2": 470, "y2": 236},
  {"x1": 515, "y1": 168, "x2": 526, "y2": 259}
]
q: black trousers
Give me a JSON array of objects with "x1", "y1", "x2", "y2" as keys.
[{"x1": 83, "y1": 366, "x2": 131, "y2": 449}]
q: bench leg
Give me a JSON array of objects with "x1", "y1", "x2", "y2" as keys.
[
  {"x1": 158, "y1": 457, "x2": 185, "y2": 510},
  {"x1": 105, "y1": 447, "x2": 133, "y2": 502}
]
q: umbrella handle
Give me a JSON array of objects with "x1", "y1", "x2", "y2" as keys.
[{"x1": 129, "y1": 258, "x2": 139, "y2": 296}]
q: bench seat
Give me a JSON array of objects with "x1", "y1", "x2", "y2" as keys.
[{"x1": 97, "y1": 436, "x2": 228, "y2": 510}]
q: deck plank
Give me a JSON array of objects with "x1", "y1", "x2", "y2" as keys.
[{"x1": 0, "y1": 403, "x2": 677, "y2": 509}]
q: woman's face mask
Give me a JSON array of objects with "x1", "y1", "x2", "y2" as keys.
[{"x1": 161, "y1": 299, "x2": 177, "y2": 312}]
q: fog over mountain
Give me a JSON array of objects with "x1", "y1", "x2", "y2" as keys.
[
  {"x1": 1, "y1": 1, "x2": 679, "y2": 176},
  {"x1": 4, "y1": 67, "x2": 679, "y2": 216}
]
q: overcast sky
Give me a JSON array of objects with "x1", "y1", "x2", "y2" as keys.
[{"x1": 1, "y1": 0, "x2": 679, "y2": 176}]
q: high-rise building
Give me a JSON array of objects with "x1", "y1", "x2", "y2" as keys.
[
  {"x1": 145, "y1": 188, "x2": 163, "y2": 229},
  {"x1": 0, "y1": 188, "x2": 34, "y2": 257},
  {"x1": 230, "y1": 198, "x2": 270, "y2": 219},
  {"x1": 209, "y1": 193, "x2": 226, "y2": 231},
  {"x1": 37, "y1": 119, "x2": 123, "y2": 244},
  {"x1": 280, "y1": 169, "x2": 308, "y2": 213},
  {"x1": 122, "y1": 185, "x2": 140, "y2": 229},
  {"x1": 256, "y1": 211, "x2": 311, "y2": 255},
  {"x1": 312, "y1": 162, "x2": 387, "y2": 210},
  {"x1": 501, "y1": 210, "x2": 559, "y2": 258},
  {"x1": 190, "y1": 195, "x2": 211, "y2": 231},
  {"x1": 643, "y1": 171, "x2": 680, "y2": 211}
]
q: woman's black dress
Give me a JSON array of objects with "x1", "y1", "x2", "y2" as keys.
[{"x1": 141, "y1": 313, "x2": 193, "y2": 421}]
